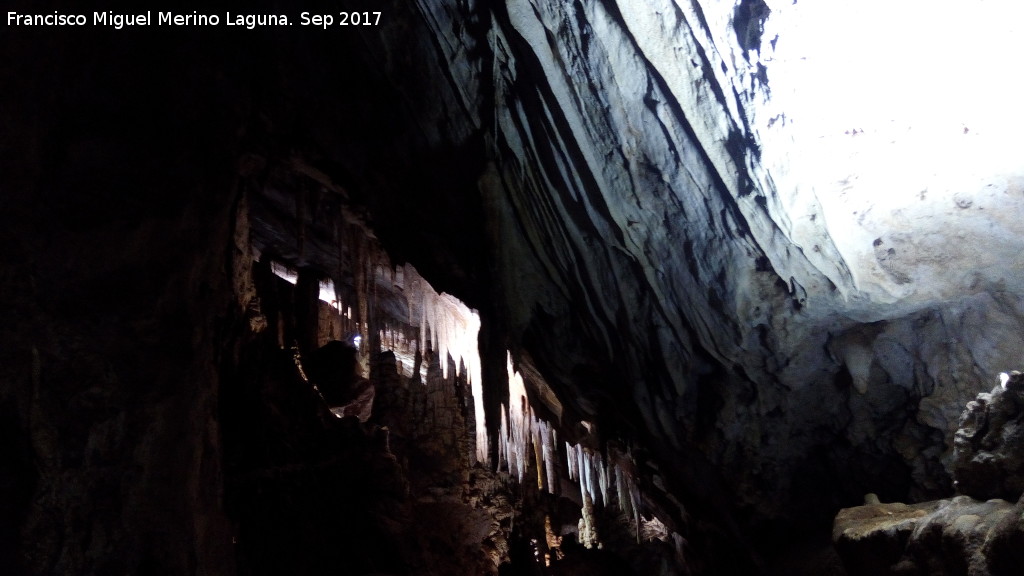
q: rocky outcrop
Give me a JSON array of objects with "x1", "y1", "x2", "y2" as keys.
[
  {"x1": 833, "y1": 498, "x2": 942, "y2": 575},
  {"x1": 834, "y1": 374, "x2": 1024, "y2": 575},
  {"x1": 953, "y1": 373, "x2": 1024, "y2": 501}
]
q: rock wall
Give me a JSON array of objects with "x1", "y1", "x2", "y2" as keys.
[
  {"x1": 404, "y1": 0, "x2": 1024, "y2": 546},
  {"x1": 834, "y1": 378, "x2": 1024, "y2": 575},
  {"x1": 0, "y1": 22, "x2": 242, "y2": 572}
]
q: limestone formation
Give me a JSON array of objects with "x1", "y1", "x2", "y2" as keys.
[
  {"x1": 834, "y1": 372, "x2": 1024, "y2": 575},
  {"x1": 953, "y1": 375, "x2": 1024, "y2": 501}
]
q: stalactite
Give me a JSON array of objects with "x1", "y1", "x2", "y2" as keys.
[
  {"x1": 580, "y1": 449, "x2": 593, "y2": 504},
  {"x1": 540, "y1": 420, "x2": 556, "y2": 494},
  {"x1": 258, "y1": 192, "x2": 498, "y2": 458},
  {"x1": 260, "y1": 213, "x2": 648, "y2": 523},
  {"x1": 351, "y1": 233, "x2": 371, "y2": 375},
  {"x1": 370, "y1": 265, "x2": 386, "y2": 362},
  {"x1": 253, "y1": 168, "x2": 662, "y2": 563},
  {"x1": 506, "y1": 352, "x2": 531, "y2": 482},
  {"x1": 567, "y1": 442, "x2": 578, "y2": 482},
  {"x1": 615, "y1": 465, "x2": 632, "y2": 520},
  {"x1": 532, "y1": 414, "x2": 544, "y2": 490},
  {"x1": 396, "y1": 264, "x2": 488, "y2": 462},
  {"x1": 499, "y1": 409, "x2": 509, "y2": 473},
  {"x1": 334, "y1": 219, "x2": 344, "y2": 315},
  {"x1": 608, "y1": 448, "x2": 642, "y2": 537},
  {"x1": 561, "y1": 439, "x2": 645, "y2": 537},
  {"x1": 597, "y1": 452, "x2": 609, "y2": 507}
]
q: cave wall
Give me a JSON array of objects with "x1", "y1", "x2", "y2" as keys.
[
  {"x1": 402, "y1": 0, "x2": 1024, "y2": 548},
  {"x1": 0, "y1": 21, "x2": 243, "y2": 572}
]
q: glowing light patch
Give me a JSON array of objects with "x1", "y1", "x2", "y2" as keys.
[
  {"x1": 379, "y1": 326, "x2": 428, "y2": 381},
  {"x1": 759, "y1": 0, "x2": 1024, "y2": 302},
  {"x1": 269, "y1": 261, "x2": 297, "y2": 284},
  {"x1": 267, "y1": 260, "x2": 341, "y2": 310},
  {"x1": 318, "y1": 279, "x2": 339, "y2": 310},
  {"x1": 762, "y1": 1, "x2": 1024, "y2": 153}
]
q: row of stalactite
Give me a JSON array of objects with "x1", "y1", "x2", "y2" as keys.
[
  {"x1": 269, "y1": 248, "x2": 644, "y2": 549},
  {"x1": 281, "y1": 182, "x2": 643, "y2": 548},
  {"x1": 499, "y1": 352, "x2": 643, "y2": 547}
]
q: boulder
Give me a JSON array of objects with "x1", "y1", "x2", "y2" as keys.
[
  {"x1": 832, "y1": 498, "x2": 940, "y2": 575},
  {"x1": 834, "y1": 495, "x2": 1019, "y2": 576}
]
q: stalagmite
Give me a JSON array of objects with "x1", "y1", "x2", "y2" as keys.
[{"x1": 578, "y1": 492, "x2": 600, "y2": 549}]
